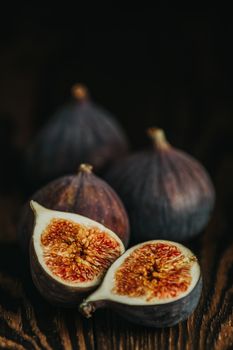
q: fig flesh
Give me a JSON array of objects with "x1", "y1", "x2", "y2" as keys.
[
  {"x1": 24, "y1": 84, "x2": 129, "y2": 186},
  {"x1": 30, "y1": 201, "x2": 125, "y2": 306},
  {"x1": 105, "y1": 127, "x2": 215, "y2": 242},
  {"x1": 80, "y1": 240, "x2": 202, "y2": 327},
  {"x1": 18, "y1": 163, "x2": 130, "y2": 252}
]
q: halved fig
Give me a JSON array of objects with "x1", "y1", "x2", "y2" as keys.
[
  {"x1": 30, "y1": 201, "x2": 125, "y2": 306},
  {"x1": 80, "y1": 240, "x2": 202, "y2": 327}
]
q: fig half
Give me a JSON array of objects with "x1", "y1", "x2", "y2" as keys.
[
  {"x1": 30, "y1": 201, "x2": 125, "y2": 306},
  {"x1": 80, "y1": 240, "x2": 202, "y2": 327}
]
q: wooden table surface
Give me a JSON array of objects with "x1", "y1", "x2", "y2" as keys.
[{"x1": 0, "y1": 118, "x2": 233, "y2": 350}]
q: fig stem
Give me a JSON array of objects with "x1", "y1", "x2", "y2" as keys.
[
  {"x1": 71, "y1": 84, "x2": 89, "y2": 101},
  {"x1": 79, "y1": 300, "x2": 96, "y2": 318},
  {"x1": 147, "y1": 127, "x2": 170, "y2": 150},
  {"x1": 79, "y1": 163, "x2": 93, "y2": 173}
]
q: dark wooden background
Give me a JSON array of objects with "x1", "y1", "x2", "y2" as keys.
[{"x1": 0, "y1": 8, "x2": 233, "y2": 350}]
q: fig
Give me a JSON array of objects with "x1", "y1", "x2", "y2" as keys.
[
  {"x1": 105, "y1": 127, "x2": 215, "y2": 242},
  {"x1": 79, "y1": 240, "x2": 202, "y2": 327},
  {"x1": 18, "y1": 163, "x2": 130, "y2": 252},
  {"x1": 30, "y1": 201, "x2": 125, "y2": 305},
  {"x1": 24, "y1": 83, "x2": 129, "y2": 186}
]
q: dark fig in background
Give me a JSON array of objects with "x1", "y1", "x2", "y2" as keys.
[
  {"x1": 30, "y1": 201, "x2": 125, "y2": 306},
  {"x1": 18, "y1": 164, "x2": 130, "y2": 252},
  {"x1": 80, "y1": 240, "x2": 202, "y2": 327},
  {"x1": 24, "y1": 84, "x2": 129, "y2": 186},
  {"x1": 105, "y1": 128, "x2": 215, "y2": 242}
]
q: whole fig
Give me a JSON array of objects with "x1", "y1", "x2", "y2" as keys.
[
  {"x1": 24, "y1": 84, "x2": 129, "y2": 186},
  {"x1": 18, "y1": 164, "x2": 130, "y2": 252},
  {"x1": 105, "y1": 128, "x2": 215, "y2": 242}
]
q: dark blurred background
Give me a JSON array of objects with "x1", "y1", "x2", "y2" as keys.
[{"x1": 0, "y1": 7, "x2": 232, "y2": 192}]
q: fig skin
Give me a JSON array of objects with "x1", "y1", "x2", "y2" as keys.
[
  {"x1": 18, "y1": 164, "x2": 130, "y2": 252},
  {"x1": 24, "y1": 84, "x2": 129, "y2": 187},
  {"x1": 105, "y1": 128, "x2": 215, "y2": 242},
  {"x1": 81, "y1": 277, "x2": 202, "y2": 327}
]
